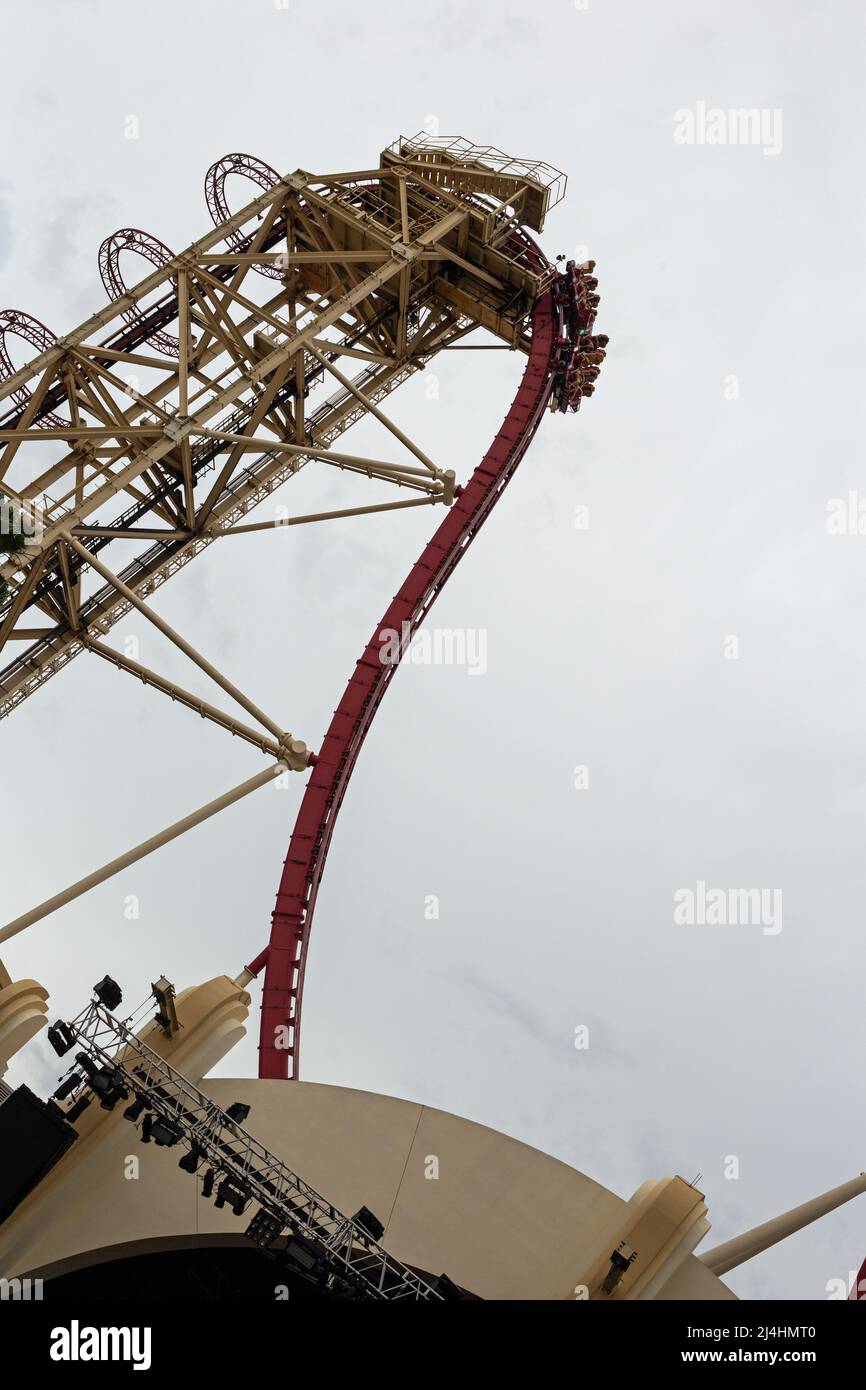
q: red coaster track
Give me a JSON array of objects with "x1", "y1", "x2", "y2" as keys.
[{"x1": 248, "y1": 273, "x2": 561, "y2": 1079}]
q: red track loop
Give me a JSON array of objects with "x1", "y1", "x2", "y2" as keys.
[
  {"x1": 250, "y1": 281, "x2": 560, "y2": 1079},
  {"x1": 204, "y1": 153, "x2": 282, "y2": 279},
  {"x1": 0, "y1": 310, "x2": 69, "y2": 428},
  {"x1": 98, "y1": 228, "x2": 178, "y2": 356}
]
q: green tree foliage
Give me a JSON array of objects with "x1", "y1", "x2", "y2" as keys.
[
  {"x1": 0, "y1": 494, "x2": 26, "y2": 605},
  {"x1": 0, "y1": 495, "x2": 25, "y2": 554}
]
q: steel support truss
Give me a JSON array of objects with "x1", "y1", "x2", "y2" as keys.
[
  {"x1": 0, "y1": 133, "x2": 562, "y2": 724},
  {"x1": 0, "y1": 133, "x2": 575, "y2": 943}
]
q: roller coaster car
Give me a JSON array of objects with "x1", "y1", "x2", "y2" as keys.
[
  {"x1": 550, "y1": 260, "x2": 605, "y2": 413},
  {"x1": 563, "y1": 259, "x2": 598, "y2": 337}
]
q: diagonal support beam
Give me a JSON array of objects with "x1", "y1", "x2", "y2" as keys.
[
  {"x1": 0, "y1": 761, "x2": 289, "y2": 945},
  {"x1": 198, "y1": 428, "x2": 440, "y2": 482},
  {"x1": 176, "y1": 269, "x2": 195, "y2": 528},
  {"x1": 0, "y1": 365, "x2": 65, "y2": 484},
  {"x1": 57, "y1": 539, "x2": 79, "y2": 630},
  {"x1": 308, "y1": 344, "x2": 438, "y2": 474},
  {"x1": 87, "y1": 637, "x2": 285, "y2": 758},
  {"x1": 195, "y1": 363, "x2": 293, "y2": 529},
  {"x1": 216, "y1": 494, "x2": 444, "y2": 534},
  {"x1": 62, "y1": 531, "x2": 286, "y2": 741},
  {"x1": 0, "y1": 549, "x2": 50, "y2": 652}
]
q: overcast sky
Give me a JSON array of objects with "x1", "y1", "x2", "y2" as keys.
[{"x1": 2, "y1": 0, "x2": 865, "y2": 1301}]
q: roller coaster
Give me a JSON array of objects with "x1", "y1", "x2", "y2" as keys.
[{"x1": 0, "y1": 134, "x2": 606, "y2": 1081}]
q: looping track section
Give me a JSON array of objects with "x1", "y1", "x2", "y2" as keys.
[
  {"x1": 0, "y1": 310, "x2": 69, "y2": 428},
  {"x1": 249, "y1": 280, "x2": 560, "y2": 1079},
  {"x1": 204, "y1": 153, "x2": 283, "y2": 279},
  {"x1": 97, "y1": 228, "x2": 179, "y2": 354}
]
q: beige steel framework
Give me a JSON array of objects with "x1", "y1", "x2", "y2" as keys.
[
  {"x1": 0, "y1": 136, "x2": 600, "y2": 1078},
  {"x1": 0, "y1": 135, "x2": 564, "y2": 717}
]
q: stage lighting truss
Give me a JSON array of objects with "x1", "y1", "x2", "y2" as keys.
[{"x1": 53, "y1": 993, "x2": 447, "y2": 1300}]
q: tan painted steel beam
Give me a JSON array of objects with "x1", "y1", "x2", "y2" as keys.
[
  {"x1": 197, "y1": 252, "x2": 392, "y2": 265},
  {"x1": 62, "y1": 531, "x2": 286, "y2": 741},
  {"x1": 2, "y1": 257, "x2": 410, "y2": 571},
  {"x1": 0, "y1": 550, "x2": 50, "y2": 652},
  {"x1": 0, "y1": 143, "x2": 538, "y2": 725},
  {"x1": 308, "y1": 345, "x2": 437, "y2": 475},
  {"x1": 87, "y1": 638, "x2": 284, "y2": 758},
  {"x1": 0, "y1": 761, "x2": 290, "y2": 945},
  {"x1": 217, "y1": 495, "x2": 443, "y2": 534},
  {"x1": 0, "y1": 174, "x2": 300, "y2": 404},
  {"x1": 0, "y1": 318, "x2": 466, "y2": 715}
]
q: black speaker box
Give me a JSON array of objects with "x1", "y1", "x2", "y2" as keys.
[{"x1": 0, "y1": 1084, "x2": 77, "y2": 1225}]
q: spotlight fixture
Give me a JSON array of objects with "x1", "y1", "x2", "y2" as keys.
[
  {"x1": 284, "y1": 1234, "x2": 323, "y2": 1276},
  {"x1": 53, "y1": 1073, "x2": 83, "y2": 1102},
  {"x1": 96, "y1": 1084, "x2": 128, "y2": 1112},
  {"x1": 151, "y1": 977, "x2": 179, "y2": 1035},
  {"x1": 246, "y1": 1207, "x2": 283, "y2": 1248},
  {"x1": 215, "y1": 1178, "x2": 249, "y2": 1216},
  {"x1": 151, "y1": 1117, "x2": 181, "y2": 1147},
  {"x1": 330, "y1": 1279, "x2": 359, "y2": 1300},
  {"x1": 87, "y1": 1067, "x2": 111, "y2": 1094},
  {"x1": 432, "y1": 1272, "x2": 465, "y2": 1301},
  {"x1": 88, "y1": 1066, "x2": 127, "y2": 1109},
  {"x1": 123, "y1": 1097, "x2": 146, "y2": 1123},
  {"x1": 351, "y1": 1206, "x2": 385, "y2": 1242},
  {"x1": 141, "y1": 1114, "x2": 181, "y2": 1147},
  {"x1": 66, "y1": 1095, "x2": 91, "y2": 1123},
  {"x1": 601, "y1": 1241, "x2": 637, "y2": 1295},
  {"x1": 201, "y1": 1169, "x2": 216, "y2": 1199},
  {"x1": 47, "y1": 1021, "x2": 77, "y2": 1057},
  {"x1": 178, "y1": 1146, "x2": 204, "y2": 1174},
  {"x1": 74, "y1": 1052, "x2": 97, "y2": 1078},
  {"x1": 93, "y1": 975, "x2": 123, "y2": 1011},
  {"x1": 225, "y1": 1102, "x2": 251, "y2": 1125}
]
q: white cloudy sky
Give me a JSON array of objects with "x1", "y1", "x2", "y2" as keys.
[{"x1": 2, "y1": 0, "x2": 865, "y2": 1301}]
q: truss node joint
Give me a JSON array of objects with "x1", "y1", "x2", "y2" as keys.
[{"x1": 277, "y1": 735, "x2": 312, "y2": 772}]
